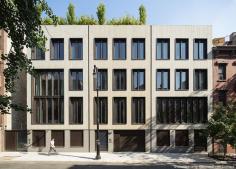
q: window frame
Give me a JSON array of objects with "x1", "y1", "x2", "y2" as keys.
[
  {"x1": 156, "y1": 38, "x2": 170, "y2": 60},
  {"x1": 94, "y1": 38, "x2": 108, "y2": 60},
  {"x1": 193, "y1": 39, "x2": 207, "y2": 60},
  {"x1": 69, "y1": 97, "x2": 83, "y2": 124},
  {"x1": 131, "y1": 97, "x2": 146, "y2": 124},
  {"x1": 175, "y1": 69, "x2": 189, "y2": 91},
  {"x1": 218, "y1": 63, "x2": 227, "y2": 81},
  {"x1": 132, "y1": 69, "x2": 145, "y2": 91},
  {"x1": 31, "y1": 47, "x2": 45, "y2": 60},
  {"x1": 94, "y1": 69, "x2": 108, "y2": 91},
  {"x1": 50, "y1": 38, "x2": 64, "y2": 60},
  {"x1": 175, "y1": 39, "x2": 189, "y2": 60},
  {"x1": 94, "y1": 97, "x2": 108, "y2": 124},
  {"x1": 113, "y1": 38, "x2": 126, "y2": 60},
  {"x1": 69, "y1": 38, "x2": 83, "y2": 60},
  {"x1": 112, "y1": 69, "x2": 127, "y2": 91},
  {"x1": 112, "y1": 97, "x2": 127, "y2": 124},
  {"x1": 69, "y1": 69, "x2": 83, "y2": 91},
  {"x1": 131, "y1": 38, "x2": 145, "y2": 60},
  {"x1": 156, "y1": 69, "x2": 170, "y2": 91},
  {"x1": 193, "y1": 69, "x2": 208, "y2": 91}
]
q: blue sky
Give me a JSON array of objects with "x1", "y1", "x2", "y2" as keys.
[{"x1": 46, "y1": 0, "x2": 236, "y2": 38}]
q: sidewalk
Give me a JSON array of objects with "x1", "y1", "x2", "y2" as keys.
[{"x1": 0, "y1": 152, "x2": 229, "y2": 164}]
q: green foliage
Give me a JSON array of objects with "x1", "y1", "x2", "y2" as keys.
[
  {"x1": 107, "y1": 15, "x2": 140, "y2": 25},
  {"x1": 66, "y1": 2, "x2": 77, "y2": 24},
  {"x1": 96, "y1": 3, "x2": 106, "y2": 25},
  {"x1": 42, "y1": 17, "x2": 53, "y2": 25},
  {"x1": 77, "y1": 16, "x2": 97, "y2": 25},
  {"x1": 207, "y1": 102, "x2": 236, "y2": 156},
  {"x1": 139, "y1": 4, "x2": 146, "y2": 25},
  {"x1": 58, "y1": 17, "x2": 67, "y2": 25},
  {"x1": 0, "y1": 0, "x2": 57, "y2": 113}
]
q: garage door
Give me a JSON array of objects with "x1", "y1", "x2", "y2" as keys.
[{"x1": 114, "y1": 130, "x2": 145, "y2": 152}]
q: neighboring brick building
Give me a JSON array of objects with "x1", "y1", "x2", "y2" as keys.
[{"x1": 213, "y1": 32, "x2": 236, "y2": 154}]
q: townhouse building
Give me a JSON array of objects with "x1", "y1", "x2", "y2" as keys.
[{"x1": 26, "y1": 25, "x2": 212, "y2": 153}]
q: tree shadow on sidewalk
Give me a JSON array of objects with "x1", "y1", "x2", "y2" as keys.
[{"x1": 38, "y1": 152, "x2": 95, "y2": 160}]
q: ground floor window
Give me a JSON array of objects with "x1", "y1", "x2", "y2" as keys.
[
  {"x1": 175, "y1": 130, "x2": 189, "y2": 146},
  {"x1": 32, "y1": 130, "x2": 45, "y2": 147},
  {"x1": 70, "y1": 130, "x2": 83, "y2": 147},
  {"x1": 194, "y1": 130, "x2": 207, "y2": 151},
  {"x1": 51, "y1": 130, "x2": 64, "y2": 147},
  {"x1": 156, "y1": 130, "x2": 170, "y2": 146}
]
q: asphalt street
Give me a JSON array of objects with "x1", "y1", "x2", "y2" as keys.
[{"x1": 0, "y1": 162, "x2": 235, "y2": 169}]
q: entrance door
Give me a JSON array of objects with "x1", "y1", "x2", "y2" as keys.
[
  {"x1": 5, "y1": 131, "x2": 17, "y2": 151},
  {"x1": 95, "y1": 130, "x2": 108, "y2": 151},
  {"x1": 194, "y1": 130, "x2": 207, "y2": 152},
  {"x1": 114, "y1": 130, "x2": 145, "y2": 152}
]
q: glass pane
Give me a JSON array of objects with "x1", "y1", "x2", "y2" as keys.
[
  {"x1": 120, "y1": 41, "x2": 126, "y2": 59},
  {"x1": 157, "y1": 42, "x2": 162, "y2": 59},
  {"x1": 163, "y1": 42, "x2": 168, "y2": 59},
  {"x1": 163, "y1": 71, "x2": 168, "y2": 89},
  {"x1": 59, "y1": 41, "x2": 64, "y2": 59},
  {"x1": 114, "y1": 42, "x2": 119, "y2": 59},
  {"x1": 181, "y1": 42, "x2": 186, "y2": 59},
  {"x1": 194, "y1": 42, "x2": 199, "y2": 59},
  {"x1": 156, "y1": 71, "x2": 162, "y2": 89},
  {"x1": 132, "y1": 42, "x2": 137, "y2": 59},
  {"x1": 102, "y1": 41, "x2": 107, "y2": 59},
  {"x1": 199, "y1": 42, "x2": 204, "y2": 59},
  {"x1": 48, "y1": 73, "x2": 52, "y2": 96},
  {"x1": 176, "y1": 42, "x2": 180, "y2": 59},
  {"x1": 133, "y1": 71, "x2": 138, "y2": 90},
  {"x1": 176, "y1": 71, "x2": 180, "y2": 90},
  {"x1": 139, "y1": 41, "x2": 144, "y2": 59}
]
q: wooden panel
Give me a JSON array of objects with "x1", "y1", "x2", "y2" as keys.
[
  {"x1": 51, "y1": 130, "x2": 64, "y2": 147},
  {"x1": 114, "y1": 130, "x2": 145, "y2": 152},
  {"x1": 175, "y1": 130, "x2": 189, "y2": 146},
  {"x1": 32, "y1": 130, "x2": 45, "y2": 147},
  {"x1": 156, "y1": 130, "x2": 170, "y2": 146},
  {"x1": 5, "y1": 131, "x2": 17, "y2": 151},
  {"x1": 70, "y1": 130, "x2": 83, "y2": 147}
]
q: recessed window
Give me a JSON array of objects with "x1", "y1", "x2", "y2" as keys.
[
  {"x1": 70, "y1": 130, "x2": 83, "y2": 147},
  {"x1": 175, "y1": 69, "x2": 189, "y2": 90},
  {"x1": 156, "y1": 39, "x2": 170, "y2": 60},
  {"x1": 132, "y1": 69, "x2": 145, "y2": 90},
  {"x1": 113, "y1": 97, "x2": 127, "y2": 124},
  {"x1": 69, "y1": 69, "x2": 83, "y2": 91},
  {"x1": 156, "y1": 69, "x2": 170, "y2": 90},
  {"x1": 70, "y1": 38, "x2": 83, "y2": 60},
  {"x1": 69, "y1": 97, "x2": 83, "y2": 124},
  {"x1": 51, "y1": 39, "x2": 64, "y2": 60},
  {"x1": 113, "y1": 39, "x2": 126, "y2": 60},
  {"x1": 95, "y1": 38, "x2": 107, "y2": 60},
  {"x1": 132, "y1": 97, "x2": 145, "y2": 124},
  {"x1": 156, "y1": 130, "x2": 170, "y2": 146},
  {"x1": 194, "y1": 69, "x2": 207, "y2": 90},
  {"x1": 32, "y1": 130, "x2": 45, "y2": 147},
  {"x1": 218, "y1": 90, "x2": 227, "y2": 105},
  {"x1": 175, "y1": 130, "x2": 189, "y2": 146},
  {"x1": 113, "y1": 69, "x2": 126, "y2": 91},
  {"x1": 194, "y1": 130, "x2": 207, "y2": 151},
  {"x1": 94, "y1": 97, "x2": 108, "y2": 124},
  {"x1": 94, "y1": 69, "x2": 108, "y2": 91},
  {"x1": 175, "y1": 39, "x2": 188, "y2": 60},
  {"x1": 132, "y1": 39, "x2": 145, "y2": 60},
  {"x1": 51, "y1": 130, "x2": 64, "y2": 147},
  {"x1": 31, "y1": 47, "x2": 45, "y2": 60},
  {"x1": 218, "y1": 63, "x2": 226, "y2": 80},
  {"x1": 194, "y1": 39, "x2": 207, "y2": 60}
]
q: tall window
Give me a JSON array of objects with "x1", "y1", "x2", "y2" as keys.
[
  {"x1": 51, "y1": 39, "x2": 64, "y2": 60},
  {"x1": 69, "y1": 97, "x2": 83, "y2": 124},
  {"x1": 175, "y1": 39, "x2": 188, "y2": 60},
  {"x1": 132, "y1": 97, "x2": 145, "y2": 124},
  {"x1": 33, "y1": 70, "x2": 64, "y2": 124},
  {"x1": 70, "y1": 38, "x2": 83, "y2": 60},
  {"x1": 69, "y1": 69, "x2": 83, "y2": 91},
  {"x1": 132, "y1": 39, "x2": 145, "y2": 60},
  {"x1": 156, "y1": 39, "x2": 170, "y2": 60},
  {"x1": 113, "y1": 97, "x2": 126, "y2": 124},
  {"x1": 31, "y1": 47, "x2": 45, "y2": 60},
  {"x1": 156, "y1": 69, "x2": 170, "y2": 90},
  {"x1": 95, "y1": 38, "x2": 107, "y2": 60},
  {"x1": 175, "y1": 130, "x2": 189, "y2": 146},
  {"x1": 113, "y1": 39, "x2": 126, "y2": 60},
  {"x1": 94, "y1": 97, "x2": 108, "y2": 124},
  {"x1": 175, "y1": 69, "x2": 189, "y2": 90},
  {"x1": 218, "y1": 63, "x2": 226, "y2": 80},
  {"x1": 113, "y1": 69, "x2": 126, "y2": 90},
  {"x1": 194, "y1": 39, "x2": 207, "y2": 59},
  {"x1": 94, "y1": 69, "x2": 108, "y2": 90},
  {"x1": 132, "y1": 69, "x2": 145, "y2": 90},
  {"x1": 156, "y1": 97, "x2": 208, "y2": 124},
  {"x1": 194, "y1": 69, "x2": 207, "y2": 90}
]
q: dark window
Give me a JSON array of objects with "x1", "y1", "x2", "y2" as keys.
[
  {"x1": 194, "y1": 39, "x2": 207, "y2": 60},
  {"x1": 94, "y1": 97, "x2": 108, "y2": 124},
  {"x1": 175, "y1": 130, "x2": 189, "y2": 146},
  {"x1": 33, "y1": 70, "x2": 64, "y2": 124},
  {"x1": 113, "y1": 69, "x2": 126, "y2": 90},
  {"x1": 94, "y1": 69, "x2": 108, "y2": 91},
  {"x1": 95, "y1": 39, "x2": 107, "y2": 60},
  {"x1": 218, "y1": 90, "x2": 227, "y2": 105},
  {"x1": 194, "y1": 130, "x2": 207, "y2": 151},
  {"x1": 156, "y1": 130, "x2": 170, "y2": 146},
  {"x1": 51, "y1": 39, "x2": 64, "y2": 60},
  {"x1": 132, "y1": 69, "x2": 145, "y2": 90},
  {"x1": 70, "y1": 38, "x2": 83, "y2": 60},
  {"x1": 175, "y1": 39, "x2": 188, "y2": 60},
  {"x1": 175, "y1": 69, "x2": 189, "y2": 90},
  {"x1": 69, "y1": 69, "x2": 83, "y2": 91},
  {"x1": 156, "y1": 97, "x2": 207, "y2": 124},
  {"x1": 51, "y1": 130, "x2": 64, "y2": 147},
  {"x1": 69, "y1": 97, "x2": 83, "y2": 124},
  {"x1": 218, "y1": 63, "x2": 226, "y2": 80},
  {"x1": 194, "y1": 69, "x2": 207, "y2": 90},
  {"x1": 113, "y1": 39, "x2": 126, "y2": 60},
  {"x1": 132, "y1": 39, "x2": 145, "y2": 60},
  {"x1": 156, "y1": 39, "x2": 170, "y2": 60},
  {"x1": 156, "y1": 69, "x2": 170, "y2": 90},
  {"x1": 31, "y1": 47, "x2": 45, "y2": 60},
  {"x1": 70, "y1": 130, "x2": 83, "y2": 147},
  {"x1": 32, "y1": 130, "x2": 45, "y2": 147},
  {"x1": 132, "y1": 97, "x2": 145, "y2": 124},
  {"x1": 113, "y1": 97, "x2": 127, "y2": 124}
]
